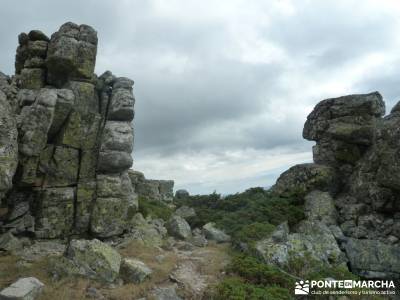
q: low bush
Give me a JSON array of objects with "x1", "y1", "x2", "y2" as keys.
[
  {"x1": 138, "y1": 197, "x2": 173, "y2": 221},
  {"x1": 214, "y1": 277, "x2": 291, "y2": 300}
]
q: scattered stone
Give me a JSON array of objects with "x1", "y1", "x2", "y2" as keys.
[
  {"x1": 202, "y1": 223, "x2": 231, "y2": 243},
  {"x1": 120, "y1": 258, "x2": 152, "y2": 283},
  {"x1": 0, "y1": 277, "x2": 44, "y2": 300}
]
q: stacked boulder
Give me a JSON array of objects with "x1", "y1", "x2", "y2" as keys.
[
  {"x1": 0, "y1": 22, "x2": 137, "y2": 239},
  {"x1": 271, "y1": 92, "x2": 400, "y2": 279}
]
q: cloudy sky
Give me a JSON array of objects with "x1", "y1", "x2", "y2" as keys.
[{"x1": 1, "y1": 0, "x2": 400, "y2": 194}]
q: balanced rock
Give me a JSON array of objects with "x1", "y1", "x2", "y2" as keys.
[{"x1": 166, "y1": 216, "x2": 192, "y2": 240}]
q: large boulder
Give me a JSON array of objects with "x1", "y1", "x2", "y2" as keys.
[
  {"x1": 166, "y1": 216, "x2": 192, "y2": 240},
  {"x1": 46, "y1": 22, "x2": 97, "y2": 86},
  {"x1": 174, "y1": 206, "x2": 196, "y2": 219},
  {"x1": 0, "y1": 277, "x2": 44, "y2": 300},
  {"x1": 255, "y1": 221, "x2": 346, "y2": 270},
  {"x1": 65, "y1": 239, "x2": 121, "y2": 283},
  {"x1": 271, "y1": 163, "x2": 337, "y2": 198},
  {"x1": 127, "y1": 213, "x2": 167, "y2": 247},
  {"x1": 202, "y1": 222, "x2": 231, "y2": 243},
  {"x1": 120, "y1": 258, "x2": 152, "y2": 283}
]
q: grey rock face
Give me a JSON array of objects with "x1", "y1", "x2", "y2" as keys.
[
  {"x1": 175, "y1": 189, "x2": 189, "y2": 199},
  {"x1": 344, "y1": 238, "x2": 400, "y2": 278},
  {"x1": 0, "y1": 22, "x2": 138, "y2": 239},
  {"x1": 272, "y1": 163, "x2": 337, "y2": 198},
  {"x1": 0, "y1": 90, "x2": 18, "y2": 202},
  {"x1": 0, "y1": 277, "x2": 44, "y2": 300},
  {"x1": 46, "y1": 22, "x2": 97, "y2": 86},
  {"x1": 272, "y1": 92, "x2": 400, "y2": 278},
  {"x1": 128, "y1": 169, "x2": 175, "y2": 203},
  {"x1": 304, "y1": 190, "x2": 337, "y2": 226}
]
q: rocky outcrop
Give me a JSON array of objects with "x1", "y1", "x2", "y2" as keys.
[
  {"x1": 64, "y1": 239, "x2": 122, "y2": 283},
  {"x1": 272, "y1": 92, "x2": 400, "y2": 279},
  {"x1": 128, "y1": 170, "x2": 174, "y2": 202},
  {"x1": 0, "y1": 22, "x2": 138, "y2": 239}
]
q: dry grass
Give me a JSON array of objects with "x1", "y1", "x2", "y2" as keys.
[
  {"x1": 0, "y1": 241, "x2": 230, "y2": 300},
  {"x1": 104, "y1": 241, "x2": 179, "y2": 299}
]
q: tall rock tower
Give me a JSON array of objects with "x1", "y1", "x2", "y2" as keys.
[{"x1": 0, "y1": 22, "x2": 137, "y2": 239}]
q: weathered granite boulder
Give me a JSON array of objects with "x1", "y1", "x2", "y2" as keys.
[
  {"x1": 255, "y1": 221, "x2": 346, "y2": 270},
  {"x1": 46, "y1": 22, "x2": 97, "y2": 86},
  {"x1": 0, "y1": 90, "x2": 18, "y2": 202},
  {"x1": 202, "y1": 222, "x2": 231, "y2": 243},
  {"x1": 271, "y1": 163, "x2": 338, "y2": 198},
  {"x1": 272, "y1": 92, "x2": 400, "y2": 279},
  {"x1": 128, "y1": 170, "x2": 174, "y2": 203},
  {"x1": 166, "y1": 215, "x2": 192, "y2": 240},
  {"x1": 120, "y1": 258, "x2": 152, "y2": 283},
  {"x1": 174, "y1": 206, "x2": 196, "y2": 219},
  {"x1": 0, "y1": 22, "x2": 138, "y2": 239},
  {"x1": 125, "y1": 213, "x2": 167, "y2": 247},
  {"x1": 0, "y1": 277, "x2": 44, "y2": 300},
  {"x1": 65, "y1": 239, "x2": 121, "y2": 283}
]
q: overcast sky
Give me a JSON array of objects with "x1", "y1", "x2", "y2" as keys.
[{"x1": 1, "y1": 0, "x2": 400, "y2": 194}]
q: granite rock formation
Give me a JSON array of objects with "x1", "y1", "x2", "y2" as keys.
[
  {"x1": 0, "y1": 22, "x2": 138, "y2": 239},
  {"x1": 272, "y1": 92, "x2": 400, "y2": 279},
  {"x1": 128, "y1": 170, "x2": 174, "y2": 202}
]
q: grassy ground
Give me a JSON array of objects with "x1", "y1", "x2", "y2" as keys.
[{"x1": 0, "y1": 241, "x2": 230, "y2": 300}]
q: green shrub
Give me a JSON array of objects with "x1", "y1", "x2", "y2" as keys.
[
  {"x1": 175, "y1": 187, "x2": 304, "y2": 237},
  {"x1": 138, "y1": 197, "x2": 173, "y2": 221},
  {"x1": 232, "y1": 222, "x2": 275, "y2": 245},
  {"x1": 227, "y1": 254, "x2": 294, "y2": 289},
  {"x1": 214, "y1": 277, "x2": 291, "y2": 300}
]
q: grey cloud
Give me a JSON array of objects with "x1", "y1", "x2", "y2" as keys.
[{"x1": 1, "y1": 0, "x2": 399, "y2": 193}]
